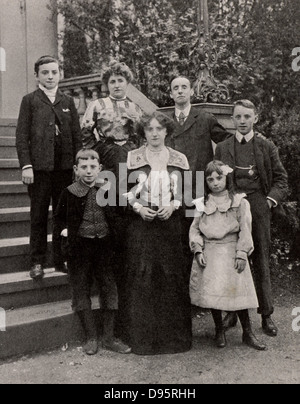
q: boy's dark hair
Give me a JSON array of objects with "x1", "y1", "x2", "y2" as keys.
[
  {"x1": 102, "y1": 61, "x2": 134, "y2": 86},
  {"x1": 170, "y1": 75, "x2": 192, "y2": 90},
  {"x1": 75, "y1": 149, "x2": 100, "y2": 166},
  {"x1": 233, "y1": 99, "x2": 258, "y2": 115},
  {"x1": 34, "y1": 55, "x2": 60, "y2": 75},
  {"x1": 136, "y1": 112, "x2": 176, "y2": 139},
  {"x1": 205, "y1": 160, "x2": 236, "y2": 206}
]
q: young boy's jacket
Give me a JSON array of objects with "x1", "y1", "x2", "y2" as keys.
[
  {"x1": 16, "y1": 89, "x2": 82, "y2": 171},
  {"x1": 215, "y1": 133, "x2": 288, "y2": 206},
  {"x1": 53, "y1": 183, "x2": 116, "y2": 252}
]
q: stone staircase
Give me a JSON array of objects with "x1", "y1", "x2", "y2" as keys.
[{"x1": 0, "y1": 119, "x2": 88, "y2": 360}]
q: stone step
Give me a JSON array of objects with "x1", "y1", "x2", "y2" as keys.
[
  {"x1": 0, "y1": 207, "x2": 52, "y2": 239},
  {"x1": 0, "y1": 127, "x2": 17, "y2": 138},
  {"x1": 0, "y1": 160, "x2": 21, "y2": 182},
  {"x1": 0, "y1": 137, "x2": 16, "y2": 147},
  {"x1": 0, "y1": 120, "x2": 17, "y2": 137},
  {"x1": 0, "y1": 181, "x2": 30, "y2": 208},
  {"x1": 0, "y1": 298, "x2": 101, "y2": 360},
  {"x1": 0, "y1": 138, "x2": 18, "y2": 159},
  {"x1": 0, "y1": 268, "x2": 70, "y2": 310},
  {"x1": 0, "y1": 235, "x2": 53, "y2": 274}
]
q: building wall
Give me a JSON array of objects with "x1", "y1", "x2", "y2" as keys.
[{"x1": 0, "y1": 0, "x2": 58, "y2": 119}]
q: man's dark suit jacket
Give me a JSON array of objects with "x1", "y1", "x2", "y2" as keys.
[
  {"x1": 215, "y1": 133, "x2": 288, "y2": 205},
  {"x1": 166, "y1": 107, "x2": 230, "y2": 203},
  {"x1": 166, "y1": 107, "x2": 229, "y2": 174},
  {"x1": 16, "y1": 88, "x2": 82, "y2": 171}
]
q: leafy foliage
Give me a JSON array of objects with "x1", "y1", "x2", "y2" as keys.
[
  {"x1": 57, "y1": 0, "x2": 300, "y2": 106},
  {"x1": 56, "y1": 0, "x2": 300, "y2": 206}
]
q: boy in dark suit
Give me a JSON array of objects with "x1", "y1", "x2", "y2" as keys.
[
  {"x1": 54, "y1": 149, "x2": 131, "y2": 355},
  {"x1": 16, "y1": 56, "x2": 82, "y2": 280},
  {"x1": 215, "y1": 100, "x2": 288, "y2": 337}
]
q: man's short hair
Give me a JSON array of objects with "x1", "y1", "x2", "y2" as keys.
[
  {"x1": 75, "y1": 149, "x2": 100, "y2": 166},
  {"x1": 169, "y1": 75, "x2": 192, "y2": 90},
  {"x1": 233, "y1": 99, "x2": 258, "y2": 115},
  {"x1": 102, "y1": 61, "x2": 134, "y2": 85},
  {"x1": 34, "y1": 55, "x2": 60, "y2": 75}
]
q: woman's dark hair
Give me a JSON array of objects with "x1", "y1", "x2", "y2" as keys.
[
  {"x1": 136, "y1": 112, "x2": 176, "y2": 139},
  {"x1": 102, "y1": 61, "x2": 134, "y2": 85},
  {"x1": 34, "y1": 55, "x2": 60, "y2": 75},
  {"x1": 204, "y1": 160, "x2": 236, "y2": 205}
]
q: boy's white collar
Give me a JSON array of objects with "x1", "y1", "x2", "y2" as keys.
[
  {"x1": 236, "y1": 130, "x2": 254, "y2": 143},
  {"x1": 39, "y1": 83, "x2": 58, "y2": 96}
]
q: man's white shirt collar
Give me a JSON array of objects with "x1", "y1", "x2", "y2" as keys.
[
  {"x1": 175, "y1": 105, "x2": 191, "y2": 119},
  {"x1": 236, "y1": 130, "x2": 254, "y2": 143}
]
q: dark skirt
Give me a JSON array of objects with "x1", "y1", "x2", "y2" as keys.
[{"x1": 124, "y1": 212, "x2": 192, "y2": 355}]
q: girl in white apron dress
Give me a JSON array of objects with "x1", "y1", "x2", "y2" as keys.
[{"x1": 190, "y1": 161, "x2": 266, "y2": 351}]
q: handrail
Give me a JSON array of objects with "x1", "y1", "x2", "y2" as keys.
[{"x1": 59, "y1": 74, "x2": 109, "y2": 118}]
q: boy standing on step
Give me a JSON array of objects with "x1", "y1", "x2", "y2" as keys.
[
  {"x1": 16, "y1": 56, "x2": 82, "y2": 280},
  {"x1": 54, "y1": 149, "x2": 131, "y2": 355}
]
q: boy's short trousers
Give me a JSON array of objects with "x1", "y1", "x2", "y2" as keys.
[{"x1": 67, "y1": 236, "x2": 118, "y2": 312}]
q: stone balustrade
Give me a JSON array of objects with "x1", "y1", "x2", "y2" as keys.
[
  {"x1": 59, "y1": 74, "x2": 109, "y2": 120},
  {"x1": 59, "y1": 73, "x2": 234, "y2": 133}
]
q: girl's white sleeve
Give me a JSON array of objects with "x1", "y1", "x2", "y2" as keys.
[
  {"x1": 236, "y1": 199, "x2": 254, "y2": 260},
  {"x1": 189, "y1": 216, "x2": 204, "y2": 254}
]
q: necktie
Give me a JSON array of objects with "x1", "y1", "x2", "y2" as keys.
[
  {"x1": 178, "y1": 112, "x2": 186, "y2": 126},
  {"x1": 241, "y1": 137, "x2": 247, "y2": 145}
]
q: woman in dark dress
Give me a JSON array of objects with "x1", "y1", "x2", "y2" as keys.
[{"x1": 123, "y1": 112, "x2": 192, "y2": 355}]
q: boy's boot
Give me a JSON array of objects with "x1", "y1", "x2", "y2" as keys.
[
  {"x1": 78, "y1": 310, "x2": 98, "y2": 355},
  {"x1": 238, "y1": 310, "x2": 267, "y2": 351},
  {"x1": 30, "y1": 264, "x2": 44, "y2": 281},
  {"x1": 211, "y1": 310, "x2": 227, "y2": 348},
  {"x1": 262, "y1": 315, "x2": 278, "y2": 337},
  {"x1": 102, "y1": 310, "x2": 131, "y2": 354},
  {"x1": 223, "y1": 311, "x2": 238, "y2": 331}
]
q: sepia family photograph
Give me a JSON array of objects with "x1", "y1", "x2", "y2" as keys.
[{"x1": 0, "y1": 0, "x2": 299, "y2": 386}]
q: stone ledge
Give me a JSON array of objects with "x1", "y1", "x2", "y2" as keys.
[
  {"x1": 0, "y1": 207, "x2": 52, "y2": 222},
  {"x1": 0, "y1": 268, "x2": 67, "y2": 295},
  {"x1": 0, "y1": 235, "x2": 52, "y2": 257},
  {"x1": 0, "y1": 159, "x2": 19, "y2": 168},
  {"x1": 0, "y1": 298, "x2": 100, "y2": 360}
]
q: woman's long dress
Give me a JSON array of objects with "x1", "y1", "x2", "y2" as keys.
[{"x1": 124, "y1": 146, "x2": 192, "y2": 355}]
